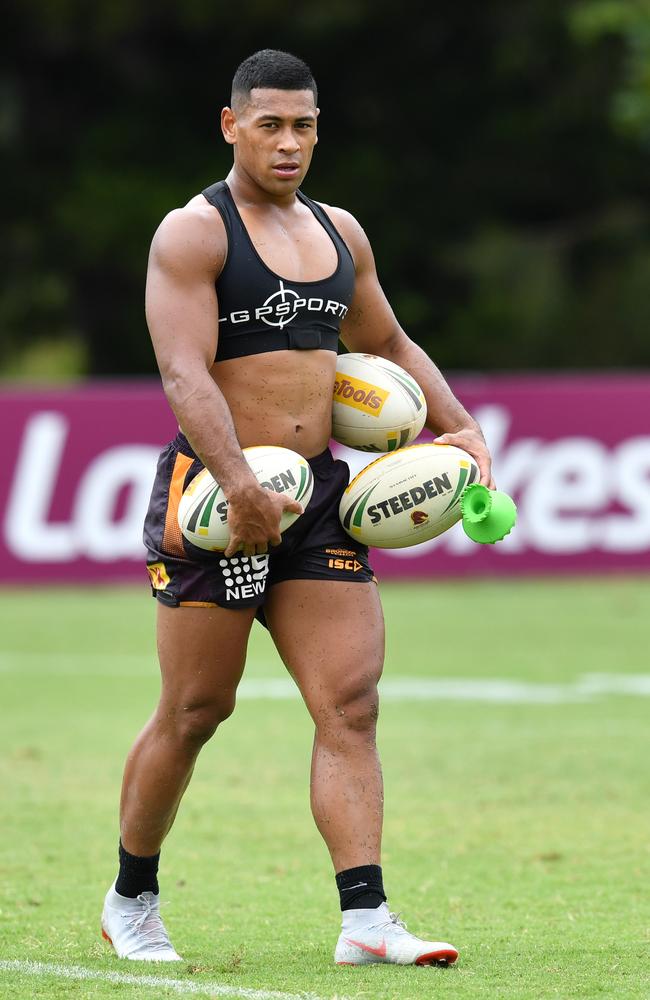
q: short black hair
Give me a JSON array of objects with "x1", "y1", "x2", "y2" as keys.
[{"x1": 231, "y1": 49, "x2": 317, "y2": 107}]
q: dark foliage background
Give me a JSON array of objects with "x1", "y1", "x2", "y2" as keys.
[{"x1": 3, "y1": 0, "x2": 650, "y2": 377}]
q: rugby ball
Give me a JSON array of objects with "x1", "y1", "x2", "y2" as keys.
[
  {"x1": 339, "y1": 443, "x2": 480, "y2": 548},
  {"x1": 331, "y1": 353, "x2": 427, "y2": 452},
  {"x1": 178, "y1": 445, "x2": 313, "y2": 552}
]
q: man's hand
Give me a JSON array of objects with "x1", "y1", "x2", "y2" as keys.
[
  {"x1": 224, "y1": 485, "x2": 303, "y2": 557},
  {"x1": 434, "y1": 427, "x2": 495, "y2": 489}
]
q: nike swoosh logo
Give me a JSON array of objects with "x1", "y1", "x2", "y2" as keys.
[
  {"x1": 342, "y1": 882, "x2": 368, "y2": 892},
  {"x1": 344, "y1": 936, "x2": 387, "y2": 958}
]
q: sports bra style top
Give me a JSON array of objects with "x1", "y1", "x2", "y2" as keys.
[{"x1": 202, "y1": 181, "x2": 356, "y2": 362}]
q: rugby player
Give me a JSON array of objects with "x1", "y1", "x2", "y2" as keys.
[{"x1": 101, "y1": 49, "x2": 493, "y2": 967}]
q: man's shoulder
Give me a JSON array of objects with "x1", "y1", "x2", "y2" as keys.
[
  {"x1": 151, "y1": 193, "x2": 227, "y2": 272},
  {"x1": 310, "y1": 200, "x2": 372, "y2": 265},
  {"x1": 160, "y1": 191, "x2": 226, "y2": 238},
  {"x1": 313, "y1": 200, "x2": 359, "y2": 229}
]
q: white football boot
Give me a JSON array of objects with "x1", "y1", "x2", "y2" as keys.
[
  {"x1": 101, "y1": 882, "x2": 183, "y2": 961},
  {"x1": 335, "y1": 902, "x2": 458, "y2": 966}
]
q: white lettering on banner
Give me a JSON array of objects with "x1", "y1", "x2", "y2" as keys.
[
  {"x1": 602, "y1": 438, "x2": 650, "y2": 552},
  {"x1": 3, "y1": 404, "x2": 650, "y2": 566},
  {"x1": 525, "y1": 439, "x2": 610, "y2": 553},
  {"x1": 486, "y1": 411, "x2": 650, "y2": 555},
  {"x1": 73, "y1": 447, "x2": 160, "y2": 561},
  {"x1": 341, "y1": 404, "x2": 650, "y2": 559},
  {"x1": 4, "y1": 412, "x2": 159, "y2": 562},
  {"x1": 5, "y1": 411, "x2": 74, "y2": 560}
]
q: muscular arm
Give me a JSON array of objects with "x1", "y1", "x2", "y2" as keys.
[
  {"x1": 331, "y1": 208, "x2": 494, "y2": 487},
  {"x1": 145, "y1": 208, "x2": 300, "y2": 554}
]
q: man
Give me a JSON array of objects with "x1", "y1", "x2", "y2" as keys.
[{"x1": 101, "y1": 49, "x2": 493, "y2": 967}]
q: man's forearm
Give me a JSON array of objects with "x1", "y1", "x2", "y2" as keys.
[
  {"x1": 162, "y1": 367, "x2": 257, "y2": 498},
  {"x1": 381, "y1": 336, "x2": 479, "y2": 437}
]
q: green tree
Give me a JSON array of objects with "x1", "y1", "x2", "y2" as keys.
[
  {"x1": 570, "y1": 0, "x2": 650, "y2": 144},
  {"x1": 2, "y1": 0, "x2": 650, "y2": 376}
]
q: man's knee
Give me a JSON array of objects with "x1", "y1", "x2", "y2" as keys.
[
  {"x1": 317, "y1": 680, "x2": 380, "y2": 740},
  {"x1": 164, "y1": 694, "x2": 236, "y2": 748}
]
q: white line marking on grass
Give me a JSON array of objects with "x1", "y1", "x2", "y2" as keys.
[
  {"x1": 0, "y1": 651, "x2": 154, "y2": 675},
  {"x1": 2, "y1": 650, "x2": 650, "y2": 704},
  {"x1": 235, "y1": 674, "x2": 650, "y2": 704},
  {"x1": 0, "y1": 960, "x2": 332, "y2": 1000},
  {"x1": 0, "y1": 652, "x2": 280, "y2": 678}
]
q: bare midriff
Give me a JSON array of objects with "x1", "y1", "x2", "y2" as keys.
[{"x1": 210, "y1": 348, "x2": 337, "y2": 458}]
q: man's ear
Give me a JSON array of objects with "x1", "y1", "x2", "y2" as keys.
[{"x1": 221, "y1": 106, "x2": 236, "y2": 145}]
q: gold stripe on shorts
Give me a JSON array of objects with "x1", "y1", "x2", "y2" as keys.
[
  {"x1": 179, "y1": 601, "x2": 219, "y2": 608},
  {"x1": 162, "y1": 453, "x2": 195, "y2": 557}
]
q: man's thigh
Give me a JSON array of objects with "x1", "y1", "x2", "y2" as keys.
[
  {"x1": 263, "y1": 579, "x2": 385, "y2": 717},
  {"x1": 156, "y1": 602, "x2": 257, "y2": 705}
]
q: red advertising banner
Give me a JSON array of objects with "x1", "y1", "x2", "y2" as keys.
[{"x1": 1, "y1": 376, "x2": 648, "y2": 583}]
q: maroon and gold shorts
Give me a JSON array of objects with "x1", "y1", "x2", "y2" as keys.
[{"x1": 143, "y1": 433, "x2": 375, "y2": 614}]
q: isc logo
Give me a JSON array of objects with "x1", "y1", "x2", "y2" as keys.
[
  {"x1": 328, "y1": 557, "x2": 364, "y2": 572},
  {"x1": 332, "y1": 376, "x2": 388, "y2": 417}
]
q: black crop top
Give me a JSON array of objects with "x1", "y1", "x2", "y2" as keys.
[{"x1": 201, "y1": 180, "x2": 356, "y2": 362}]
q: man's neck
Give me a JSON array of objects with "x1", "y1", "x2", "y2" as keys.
[{"x1": 226, "y1": 166, "x2": 299, "y2": 210}]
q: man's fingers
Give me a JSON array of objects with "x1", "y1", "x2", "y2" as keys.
[
  {"x1": 223, "y1": 493, "x2": 303, "y2": 557},
  {"x1": 225, "y1": 539, "x2": 270, "y2": 557},
  {"x1": 435, "y1": 432, "x2": 494, "y2": 490},
  {"x1": 478, "y1": 466, "x2": 495, "y2": 488}
]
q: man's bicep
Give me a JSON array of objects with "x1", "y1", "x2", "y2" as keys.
[
  {"x1": 145, "y1": 211, "x2": 222, "y2": 381},
  {"x1": 146, "y1": 262, "x2": 219, "y2": 378}
]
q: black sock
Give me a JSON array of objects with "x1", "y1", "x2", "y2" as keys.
[
  {"x1": 115, "y1": 841, "x2": 160, "y2": 898},
  {"x1": 336, "y1": 864, "x2": 386, "y2": 911}
]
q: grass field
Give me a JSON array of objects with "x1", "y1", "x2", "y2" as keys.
[{"x1": 1, "y1": 577, "x2": 649, "y2": 1000}]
